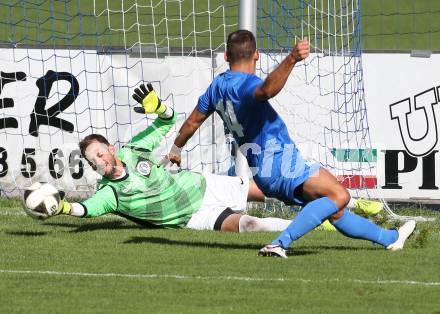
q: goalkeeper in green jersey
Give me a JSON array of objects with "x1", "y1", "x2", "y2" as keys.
[{"x1": 23, "y1": 83, "x2": 294, "y2": 233}]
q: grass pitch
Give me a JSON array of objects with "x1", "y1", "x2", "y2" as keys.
[
  {"x1": 1, "y1": 198, "x2": 440, "y2": 313},
  {"x1": 0, "y1": 2, "x2": 439, "y2": 312},
  {"x1": 0, "y1": 0, "x2": 439, "y2": 51}
]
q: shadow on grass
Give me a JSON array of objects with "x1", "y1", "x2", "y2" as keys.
[
  {"x1": 5, "y1": 231, "x2": 47, "y2": 237},
  {"x1": 296, "y1": 245, "x2": 381, "y2": 251},
  {"x1": 44, "y1": 220, "x2": 146, "y2": 233},
  {"x1": 123, "y1": 236, "x2": 317, "y2": 256}
]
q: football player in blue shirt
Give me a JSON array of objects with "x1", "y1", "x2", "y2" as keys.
[{"x1": 167, "y1": 30, "x2": 415, "y2": 258}]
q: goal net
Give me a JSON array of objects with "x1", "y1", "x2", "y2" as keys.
[
  {"x1": 257, "y1": 0, "x2": 375, "y2": 199},
  {"x1": 0, "y1": 0, "x2": 375, "y2": 201}
]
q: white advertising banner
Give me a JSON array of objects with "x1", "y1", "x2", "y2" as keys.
[{"x1": 362, "y1": 53, "x2": 440, "y2": 201}]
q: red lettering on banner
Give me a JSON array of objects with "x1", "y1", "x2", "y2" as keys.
[{"x1": 336, "y1": 175, "x2": 377, "y2": 189}]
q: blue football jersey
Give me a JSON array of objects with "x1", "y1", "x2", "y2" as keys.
[{"x1": 197, "y1": 70, "x2": 320, "y2": 204}]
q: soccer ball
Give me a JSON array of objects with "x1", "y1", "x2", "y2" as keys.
[{"x1": 23, "y1": 182, "x2": 61, "y2": 220}]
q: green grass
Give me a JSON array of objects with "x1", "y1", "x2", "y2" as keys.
[
  {"x1": 0, "y1": 0, "x2": 439, "y2": 52},
  {"x1": 361, "y1": 0, "x2": 440, "y2": 51},
  {"x1": 1, "y1": 198, "x2": 440, "y2": 313},
  {"x1": 0, "y1": 0, "x2": 239, "y2": 51}
]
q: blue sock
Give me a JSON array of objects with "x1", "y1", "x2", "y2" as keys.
[
  {"x1": 331, "y1": 210, "x2": 398, "y2": 247},
  {"x1": 272, "y1": 197, "x2": 339, "y2": 249}
]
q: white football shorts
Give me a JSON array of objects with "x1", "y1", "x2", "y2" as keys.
[{"x1": 185, "y1": 173, "x2": 249, "y2": 230}]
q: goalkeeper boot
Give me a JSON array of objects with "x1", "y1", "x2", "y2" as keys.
[
  {"x1": 258, "y1": 244, "x2": 288, "y2": 259},
  {"x1": 386, "y1": 220, "x2": 416, "y2": 251},
  {"x1": 354, "y1": 199, "x2": 384, "y2": 217},
  {"x1": 315, "y1": 219, "x2": 337, "y2": 231}
]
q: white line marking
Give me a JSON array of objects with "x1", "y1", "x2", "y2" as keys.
[{"x1": 0, "y1": 269, "x2": 439, "y2": 286}]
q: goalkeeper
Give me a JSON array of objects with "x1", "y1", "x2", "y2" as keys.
[{"x1": 23, "y1": 83, "x2": 293, "y2": 233}]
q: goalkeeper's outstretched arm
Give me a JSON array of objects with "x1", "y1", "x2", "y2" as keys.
[
  {"x1": 32, "y1": 200, "x2": 109, "y2": 219},
  {"x1": 23, "y1": 183, "x2": 117, "y2": 220}
]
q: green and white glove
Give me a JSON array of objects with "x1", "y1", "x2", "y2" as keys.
[{"x1": 132, "y1": 83, "x2": 166, "y2": 114}]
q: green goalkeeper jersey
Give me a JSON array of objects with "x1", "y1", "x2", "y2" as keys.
[{"x1": 80, "y1": 113, "x2": 206, "y2": 228}]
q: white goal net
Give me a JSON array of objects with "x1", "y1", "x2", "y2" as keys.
[{"x1": 0, "y1": 0, "x2": 376, "y2": 202}]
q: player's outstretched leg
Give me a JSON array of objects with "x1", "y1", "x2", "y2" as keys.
[
  {"x1": 330, "y1": 210, "x2": 415, "y2": 249},
  {"x1": 305, "y1": 170, "x2": 412, "y2": 249},
  {"x1": 258, "y1": 168, "x2": 415, "y2": 258},
  {"x1": 330, "y1": 209, "x2": 398, "y2": 246}
]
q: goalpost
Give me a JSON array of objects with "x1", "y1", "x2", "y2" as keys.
[{"x1": 0, "y1": 0, "x2": 427, "y2": 222}]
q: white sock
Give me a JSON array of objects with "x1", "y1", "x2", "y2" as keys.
[{"x1": 239, "y1": 215, "x2": 291, "y2": 232}]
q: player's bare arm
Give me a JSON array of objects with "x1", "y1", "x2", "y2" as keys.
[{"x1": 254, "y1": 37, "x2": 309, "y2": 101}]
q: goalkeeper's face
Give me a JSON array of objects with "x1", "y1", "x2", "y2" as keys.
[{"x1": 84, "y1": 141, "x2": 118, "y2": 177}]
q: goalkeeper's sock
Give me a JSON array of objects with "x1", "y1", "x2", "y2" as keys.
[
  {"x1": 271, "y1": 197, "x2": 339, "y2": 249},
  {"x1": 331, "y1": 210, "x2": 398, "y2": 247},
  {"x1": 239, "y1": 215, "x2": 291, "y2": 232}
]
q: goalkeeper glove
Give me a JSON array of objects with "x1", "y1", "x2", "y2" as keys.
[
  {"x1": 56, "y1": 191, "x2": 72, "y2": 215},
  {"x1": 132, "y1": 83, "x2": 166, "y2": 114}
]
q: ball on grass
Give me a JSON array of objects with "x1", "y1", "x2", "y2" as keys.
[{"x1": 23, "y1": 182, "x2": 60, "y2": 219}]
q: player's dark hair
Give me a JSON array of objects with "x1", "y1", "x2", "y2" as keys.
[
  {"x1": 79, "y1": 134, "x2": 110, "y2": 159},
  {"x1": 226, "y1": 29, "x2": 256, "y2": 64}
]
